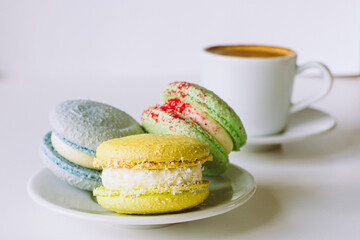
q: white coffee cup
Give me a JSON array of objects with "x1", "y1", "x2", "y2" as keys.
[{"x1": 201, "y1": 45, "x2": 333, "y2": 137}]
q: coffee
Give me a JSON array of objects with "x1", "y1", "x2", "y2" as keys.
[{"x1": 206, "y1": 45, "x2": 295, "y2": 58}]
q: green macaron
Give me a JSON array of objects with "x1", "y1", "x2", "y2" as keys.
[
  {"x1": 141, "y1": 81, "x2": 247, "y2": 176},
  {"x1": 163, "y1": 82, "x2": 246, "y2": 150}
]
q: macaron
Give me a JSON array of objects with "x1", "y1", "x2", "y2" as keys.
[
  {"x1": 40, "y1": 132, "x2": 102, "y2": 191},
  {"x1": 41, "y1": 99, "x2": 144, "y2": 191},
  {"x1": 93, "y1": 134, "x2": 211, "y2": 215},
  {"x1": 141, "y1": 82, "x2": 246, "y2": 176}
]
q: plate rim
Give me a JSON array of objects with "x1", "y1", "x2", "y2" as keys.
[{"x1": 27, "y1": 164, "x2": 256, "y2": 226}]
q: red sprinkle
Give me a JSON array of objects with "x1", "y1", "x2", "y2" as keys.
[
  {"x1": 158, "y1": 103, "x2": 187, "y2": 121},
  {"x1": 149, "y1": 112, "x2": 159, "y2": 122},
  {"x1": 161, "y1": 99, "x2": 189, "y2": 113},
  {"x1": 175, "y1": 82, "x2": 192, "y2": 90},
  {"x1": 164, "y1": 89, "x2": 188, "y2": 99},
  {"x1": 143, "y1": 107, "x2": 160, "y2": 122},
  {"x1": 168, "y1": 110, "x2": 186, "y2": 121}
]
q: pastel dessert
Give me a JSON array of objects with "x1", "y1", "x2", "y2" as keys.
[
  {"x1": 93, "y1": 134, "x2": 211, "y2": 215},
  {"x1": 40, "y1": 99, "x2": 144, "y2": 191},
  {"x1": 40, "y1": 132, "x2": 102, "y2": 191},
  {"x1": 141, "y1": 82, "x2": 246, "y2": 176}
]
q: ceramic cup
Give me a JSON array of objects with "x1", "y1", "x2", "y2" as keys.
[{"x1": 201, "y1": 45, "x2": 333, "y2": 137}]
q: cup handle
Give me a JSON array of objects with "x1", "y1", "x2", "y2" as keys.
[{"x1": 289, "y1": 62, "x2": 334, "y2": 114}]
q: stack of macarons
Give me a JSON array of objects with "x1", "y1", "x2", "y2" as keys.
[
  {"x1": 93, "y1": 134, "x2": 211, "y2": 214},
  {"x1": 40, "y1": 99, "x2": 144, "y2": 191},
  {"x1": 141, "y1": 81, "x2": 246, "y2": 176}
]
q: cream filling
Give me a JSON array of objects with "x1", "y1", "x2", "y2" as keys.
[
  {"x1": 101, "y1": 165, "x2": 202, "y2": 190},
  {"x1": 51, "y1": 133, "x2": 98, "y2": 170},
  {"x1": 182, "y1": 104, "x2": 233, "y2": 153}
]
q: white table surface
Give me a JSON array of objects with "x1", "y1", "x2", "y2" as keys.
[{"x1": 1, "y1": 76, "x2": 359, "y2": 239}]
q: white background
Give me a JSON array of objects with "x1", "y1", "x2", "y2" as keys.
[{"x1": 0, "y1": 0, "x2": 359, "y2": 85}]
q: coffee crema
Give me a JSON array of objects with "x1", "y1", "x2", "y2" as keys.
[{"x1": 206, "y1": 45, "x2": 295, "y2": 58}]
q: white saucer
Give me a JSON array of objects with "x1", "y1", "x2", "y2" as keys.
[
  {"x1": 27, "y1": 164, "x2": 256, "y2": 229},
  {"x1": 246, "y1": 108, "x2": 336, "y2": 151}
]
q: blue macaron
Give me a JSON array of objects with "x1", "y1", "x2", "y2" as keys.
[
  {"x1": 42, "y1": 99, "x2": 145, "y2": 191},
  {"x1": 40, "y1": 132, "x2": 102, "y2": 191},
  {"x1": 49, "y1": 99, "x2": 145, "y2": 153}
]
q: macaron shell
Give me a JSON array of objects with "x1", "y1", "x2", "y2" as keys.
[
  {"x1": 95, "y1": 188, "x2": 209, "y2": 215},
  {"x1": 41, "y1": 152, "x2": 101, "y2": 191},
  {"x1": 163, "y1": 82, "x2": 247, "y2": 151},
  {"x1": 162, "y1": 98, "x2": 234, "y2": 153},
  {"x1": 94, "y1": 155, "x2": 211, "y2": 170},
  {"x1": 94, "y1": 181, "x2": 210, "y2": 197},
  {"x1": 95, "y1": 133, "x2": 210, "y2": 165},
  {"x1": 141, "y1": 105, "x2": 229, "y2": 176},
  {"x1": 40, "y1": 132, "x2": 102, "y2": 191},
  {"x1": 49, "y1": 100, "x2": 144, "y2": 151}
]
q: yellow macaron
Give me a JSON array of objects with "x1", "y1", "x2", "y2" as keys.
[{"x1": 93, "y1": 134, "x2": 212, "y2": 215}]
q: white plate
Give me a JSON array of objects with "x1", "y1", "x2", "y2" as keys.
[
  {"x1": 27, "y1": 164, "x2": 256, "y2": 229},
  {"x1": 246, "y1": 108, "x2": 336, "y2": 149}
]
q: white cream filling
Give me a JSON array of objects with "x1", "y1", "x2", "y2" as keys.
[
  {"x1": 101, "y1": 165, "x2": 203, "y2": 190},
  {"x1": 51, "y1": 133, "x2": 98, "y2": 170},
  {"x1": 181, "y1": 104, "x2": 234, "y2": 153}
]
